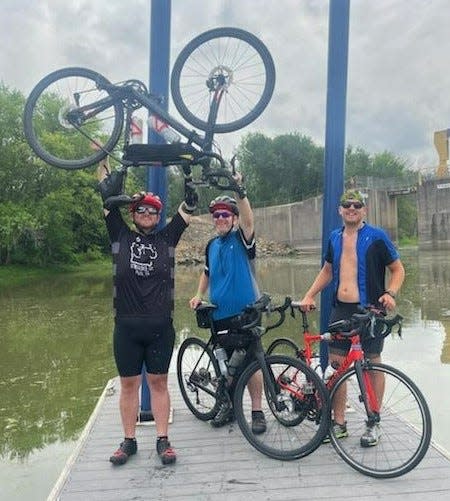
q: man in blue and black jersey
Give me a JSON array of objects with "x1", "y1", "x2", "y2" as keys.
[
  {"x1": 189, "y1": 174, "x2": 266, "y2": 434},
  {"x1": 300, "y1": 189, "x2": 405, "y2": 447}
]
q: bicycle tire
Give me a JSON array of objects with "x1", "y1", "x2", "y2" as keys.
[
  {"x1": 329, "y1": 362, "x2": 432, "y2": 478},
  {"x1": 233, "y1": 354, "x2": 330, "y2": 460},
  {"x1": 23, "y1": 67, "x2": 124, "y2": 169},
  {"x1": 176, "y1": 337, "x2": 222, "y2": 421},
  {"x1": 171, "y1": 27, "x2": 275, "y2": 133},
  {"x1": 266, "y1": 338, "x2": 300, "y2": 358}
]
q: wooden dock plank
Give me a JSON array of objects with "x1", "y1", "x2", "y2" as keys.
[{"x1": 49, "y1": 377, "x2": 450, "y2": 501}]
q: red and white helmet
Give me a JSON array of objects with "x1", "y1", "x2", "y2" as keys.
[
  {"x1": 129, "y1": 192, "x2": 163, "y2": 212},
  {"x1": 208, "y1": 195, "x2": 239, "y2": 215}
]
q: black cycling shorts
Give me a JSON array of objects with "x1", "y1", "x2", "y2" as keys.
[
  {"x1": 328, "y1": 301, "x2": 384, "y2": 357},
  {"x1": 113, "y1": 316, "x2": 175, "y2": 377}
]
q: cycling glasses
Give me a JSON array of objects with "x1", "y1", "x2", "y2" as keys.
[
  {"x1": 213, "y1": 210, "x2": 233, "y2": 219},
  {"x1": 341, "y1": 201, "x2": 364, "y2": 209},
  {"x1": 134, "y1": 206, "x2": 159, "y2": 215}
]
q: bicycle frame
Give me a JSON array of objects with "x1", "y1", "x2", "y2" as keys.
[
  {"x1": 196, "y1": 296, "x2": 297, "y2": 410},
  {"x1": 299, "y1": 310, "x2": 380, "y2": 421},
  {"x1": 73, "y1": 80, "x2": 217, "y2": 158}
]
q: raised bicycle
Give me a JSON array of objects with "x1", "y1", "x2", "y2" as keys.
[
  {"x1": 23, "y1": 27, "x2": 275, "y2": 191},
  {"x1": 267, "y1": 300, "x2": 432, "y2": 478},
  {"x1": 176, "y1": 294, "x2": 331, "y2": 461}
]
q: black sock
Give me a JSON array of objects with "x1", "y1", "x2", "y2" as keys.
[
  {"x1": 252, "y1": 410, "x2": 264, "y2": 418},
  {"x1": 124, "y1": 437, "x2": 136, "y2": 442}
]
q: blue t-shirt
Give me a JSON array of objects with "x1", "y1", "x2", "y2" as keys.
[
  {"x1": 205, "y1": 228, "x2": 259, "y2": 320},
  {"x1": 325, "y1": 222, "x2": 400, "y2": 306}
]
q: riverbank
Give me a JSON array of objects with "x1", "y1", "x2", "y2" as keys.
[
  {"x1": 176, "y1": 215, "x2": 303, "y2": 265},
  {"x1": 0, "y1": 217, "x2": 303, "y2": 287}
]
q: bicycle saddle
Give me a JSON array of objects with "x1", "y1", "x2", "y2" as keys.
[{"x1": 122, "y1": 143, "x2": 202, "y2": 166}]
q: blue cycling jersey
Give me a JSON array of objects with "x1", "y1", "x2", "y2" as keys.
[
  {"x1": 325, "y1": 222, "x2": 400, "y2": 306},
  {"x1": 205, "y1": 228, "x2": 259, "y2": 321}
]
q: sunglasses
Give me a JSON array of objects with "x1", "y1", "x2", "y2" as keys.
[
  {"x1": 213, "y1": 211, "x2": 233, "y2": 219},
  {"x1": 341, "y1": 201, "x2": 364, "y2": 209},
  {"x1": 134, "y1": 206, "x2": 159, "y2": 215}
]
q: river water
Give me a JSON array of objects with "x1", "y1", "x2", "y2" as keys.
[{"x1": 1, "y1": 249, "x2": 449, "y2": 500}]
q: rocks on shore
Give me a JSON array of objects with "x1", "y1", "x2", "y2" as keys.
[{"x1": 176, "y1": 216, "x2": 301, "y2": 265}]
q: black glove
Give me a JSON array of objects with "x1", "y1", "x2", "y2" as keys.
[
  {"x1": 104, "y1": 191, "x2": 146, "y2": 211},
  {"x1": 103, "y1": 194, "x2": 133, "y2": 211},
  {"x1": 97, "y1": 170, "x2": 126, "y2": 203},
  {"x1": 228, "y1": 177, "x2": 247, "y2": 199},
  {"x1": 183, "y1": 181, "x2": 198, "y2": 214}
]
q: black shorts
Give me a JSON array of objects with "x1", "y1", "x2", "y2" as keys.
[
  {"x1": 113, "y1": 316, "x2": 175, "y2": 377},
  {"x1": 328, "y1": 301, "x2": 384, "y2": 357}
]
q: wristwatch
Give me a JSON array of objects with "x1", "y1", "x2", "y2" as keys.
[{"x1": 384, "y1": 290, "x2": 396, "y2": 299}]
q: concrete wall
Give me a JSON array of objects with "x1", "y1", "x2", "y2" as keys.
[
  {"x1": 254, "y1": 196, "x2": 323, "y2": 250},
  {"x1": 254, "y1": 189, "x2": 399, "y2": 251},
  {"x1": 417, "y1": 177, "x2": 450, "y2": 249}
]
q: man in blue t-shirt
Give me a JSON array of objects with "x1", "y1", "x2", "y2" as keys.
[
  {"x1": 300, "y1": 189, "x2": 405, "y2": 447},
  {"x1": 189, "y1": 174, "x2": 266, "y2": 434}
]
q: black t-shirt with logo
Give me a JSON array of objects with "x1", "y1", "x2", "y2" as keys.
[{"x1": 105, "y1": 209, "x2": 187, "y2": 322}]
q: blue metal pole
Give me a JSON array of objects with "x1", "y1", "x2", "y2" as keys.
[
  {"x1": 148, "y1": 0, "x2": 171, "y2": 226},
  {"x1": 140, "y1": 0, "x2": 171, "y2": 419},
  {"x1": 319, "y1": 0, "x2": 350, "y2": 370}
]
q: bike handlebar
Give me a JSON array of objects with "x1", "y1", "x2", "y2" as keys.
[
  {"x1": 327, "y1": 306, "x2": 403, "y2": 340},
  {"x1": 288, "y1": 299, "x2": 403, "y2": 340}
]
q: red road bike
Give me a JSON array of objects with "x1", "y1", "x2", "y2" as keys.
[{"x1": 267, "y1": 300, "x2": 432, "y2": 478}]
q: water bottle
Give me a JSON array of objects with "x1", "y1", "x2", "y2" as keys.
[
  {"x1": 214, "y1": 347, "x2": 229, "y2": 376},
  {"x1": 323, "y1": 361, "x2": 339, "y2": 383},
  {"x1": 148, "y1": 115, "x2": 181, "y2": 144},
  {"x1": 228, "y1": 348, "x2": 246, "y2": 376}
]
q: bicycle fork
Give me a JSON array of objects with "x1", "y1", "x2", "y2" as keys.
[
  {"x1": 254, "y1": 348, "x2": 288, "y2": 411},
  {"x1": 255, "y1": 348, "x2": 313, "y2": 412},
  {"x1": 354, "y1": 360, "x2": 381, "y2": 426}
]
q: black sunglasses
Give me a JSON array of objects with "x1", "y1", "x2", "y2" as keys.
[
  {"x1": 134, "y1": 206, "x2": 159, "y2": 215},
  {"x1": 341, "y1": 201, "x2": 364, "y2": 209}
]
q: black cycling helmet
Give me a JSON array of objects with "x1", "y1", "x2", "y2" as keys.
[{"x1": 208, "y1": 195, "x2": 239, "y2": 215}]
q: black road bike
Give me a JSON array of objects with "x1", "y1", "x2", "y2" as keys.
[
  {"x1": 177, "y1": 294, "x2": 331, "y2": 461},
  {"x1": 23, "y1": 27, "x2": 275, "y2": 189}
]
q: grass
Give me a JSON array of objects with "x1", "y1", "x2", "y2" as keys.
[{"x1": 0, "y1": 260, "x2": 112, "y2": 288}]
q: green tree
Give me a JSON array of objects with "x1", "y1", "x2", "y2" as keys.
[{"x1": 237, "y1": 132, "x2": 324, "y2": 206}]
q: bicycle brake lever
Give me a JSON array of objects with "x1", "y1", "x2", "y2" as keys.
[
  {"x1": 207, "y1": 171, "x2": 236, "y2": 191},
  {"x1": 230, "y1": 155, "x2": 236, "y2": 175}
]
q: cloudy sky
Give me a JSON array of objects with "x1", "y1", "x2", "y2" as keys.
[{"x1": 1, "y1": 0, "x2": 449, "y2": 172}]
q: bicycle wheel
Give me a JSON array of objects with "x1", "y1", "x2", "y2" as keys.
[
  {"x1": 266, "y1": 338, "x2": 300, "y2": 358},
  {"x1": 329, "y1": 362, "x2": 432, "y2": 478},
  {"x1": 23, "y1": 67, "x2": 124, "y2": 169},
  {"x1": 171, "y1": 27, "x2": 275, "y2": 133},
  {"x1": 233, "y1": 354, "x2": 330, "y2": 460},
  {"x1": 176, "y1": 337, "x2": 222, "y2": 421}
]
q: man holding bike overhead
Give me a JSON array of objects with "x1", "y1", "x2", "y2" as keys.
[
  {"x1": 189, "y1": 172, "x2": 267, "y2": 434},
  {"x1": 98, "y1": 160, "x2": 198, "y2": 466},
  {"x1": 299, "y1": 189, "x2": 405, "y2": 447}
]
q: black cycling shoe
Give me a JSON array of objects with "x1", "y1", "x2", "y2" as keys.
[
  {"x1": 109, "y1": 438, "x2": 137, "y2": 465},
  {"x1": 210, "y1": 402, "x2": 235, "y2": 428},
  {"x1": 156, "y1": 437, "x2": 177, "y2": 465},
  {"x1": 251, "y1": 411, "x2": 267, "y2": 434}
]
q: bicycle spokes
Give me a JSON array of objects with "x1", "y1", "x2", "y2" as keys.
[
  {"x1": 329, "y1": 363, "x2": 431, "y2": 478},
  {"x1": 233, "y1": 355, "x2": 330, "y2": 460}
]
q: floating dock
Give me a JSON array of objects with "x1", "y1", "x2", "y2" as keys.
[{"x1": 48, "y1": 376, "x2": 450, "y2": 500}]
